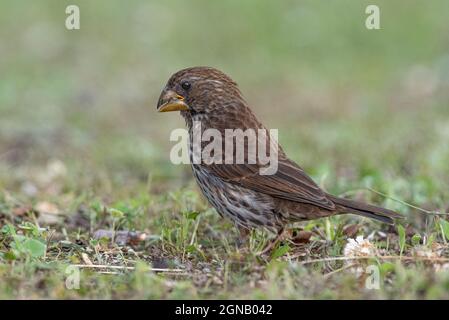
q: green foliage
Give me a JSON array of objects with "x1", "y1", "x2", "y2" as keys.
[
  {"x1": 271, "y1": 244, "x2": 291, "y2": 260},
  {"x1": 397, "y1": 225, "x2": 406, "y2": 256},
  {"x1": 2, "y1": 224, "x2": 47, "y2": 260},
  {"x1": 439, "y1": 219, "x2": 449, "y2": 242},
  {"x1": 411, "y1": 234, "x2": 422, "y2": 246}
]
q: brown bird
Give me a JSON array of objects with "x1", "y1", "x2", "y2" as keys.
[{"x1": 157, "y1": 66, "x2": 401, "y2": 235}]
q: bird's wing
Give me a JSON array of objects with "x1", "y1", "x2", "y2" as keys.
[{"x1": 204, "y1": 156, "x2": 336, "y2": 210}]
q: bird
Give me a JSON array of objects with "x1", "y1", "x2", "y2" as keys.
[{"x1": 156, "y1": 66, "x2": 401, "y2": 237}]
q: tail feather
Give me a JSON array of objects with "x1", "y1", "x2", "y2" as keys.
[{"x1": 327, "y1": 194, "x2": 402, "y2": 225}]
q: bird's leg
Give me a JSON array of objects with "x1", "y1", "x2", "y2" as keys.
[
  {"x1": 257, "y1": 227, "x2": 286, "y2": 256},
  {"x1": 235, "y1": 227, "x2": 250, "y2": 249}
]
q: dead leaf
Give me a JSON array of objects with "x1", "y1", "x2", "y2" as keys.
[
  {"x1": 35, "y1": 201, "x2": 61, "y2": 225},
  {"x1": 81, "y1": 252, "x2": 93, "y2": 265},
  {"x1": 343, "y1": 224, "x2": 360, "y2": 238},
  {"x1": 406, "y1": 224, "x2": 416, "y2": 237},
  {"x1": 12, "y1": 206, "x2": 32, "y2": 217},
  {"x1": 292, "y1": 230, "x2": 313, "y2": 244},
  {"x1": 35, "y1": 201, "x2": 59, "y2": 214}
]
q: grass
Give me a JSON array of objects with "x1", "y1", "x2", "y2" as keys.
[{"x1": 1, "y1": 0, "x2": 449, "y2": 299}]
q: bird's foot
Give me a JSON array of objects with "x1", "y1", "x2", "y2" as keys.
[
  {"x1": 234, "y1": 227, "x2": 251, "y2": 251},
  {"x1": 256, "y1": 228, "x2": 286, "y2": 256}
]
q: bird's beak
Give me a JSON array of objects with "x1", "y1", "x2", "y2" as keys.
[{"x1": 157, "y1": 90, "x2": 189, "y2": 112}]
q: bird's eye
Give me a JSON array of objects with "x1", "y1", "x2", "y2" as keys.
[{"x1": 181, "y1": 81, "x2": 191, "y2": 91}]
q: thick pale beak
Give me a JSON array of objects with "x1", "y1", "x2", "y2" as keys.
[{"x1": 157, "y1": 90, "x2": 189, "y2": 112}]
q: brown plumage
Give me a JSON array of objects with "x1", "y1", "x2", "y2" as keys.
[{"x1": 157, "y1": 66, "x2": 401, "y2": 233}]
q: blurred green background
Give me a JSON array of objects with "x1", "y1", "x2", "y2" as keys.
[{"x1": 1, "y1": 0, "x2": 449, "y2": 208}]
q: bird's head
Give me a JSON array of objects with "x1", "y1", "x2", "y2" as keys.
[{"x1": 157, "y1": 67, "x2": 245, "y2": 122}]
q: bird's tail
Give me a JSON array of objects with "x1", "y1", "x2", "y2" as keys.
[{"x1": 327, "y1": 194, "x2": 402, "y2": 225}]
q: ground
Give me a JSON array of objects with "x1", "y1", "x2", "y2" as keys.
[{"x1": 1, "y1": 0, "x2": 449, "y2": 299}]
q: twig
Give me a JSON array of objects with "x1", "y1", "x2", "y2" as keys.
[
  {"x1": 70, "y1": 264, "x2": 185, "y2": 273},
  {"x1": 96, "y1": 271, "x2": 189, "y2": 276},
  {"x1": 97, "y1": 271, "x2": 121, "y2": 275},
  {"x1": 323, "y1": 263, "x2": 357, "y2": 279},
  {"x1": 298, "y1": 255, "x2": 449, "y2": 265},
  {"x1": 366, "y1": 187, "x2": 449, "y2": 216}
]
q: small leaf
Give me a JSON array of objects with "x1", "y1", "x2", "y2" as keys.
[
  {"x1": 426, "y1": 233, "x2": 436, "y2": 247},
  {"x1": 325, "y1": 218, "x2": 335, "y2": 241},
  {"x1": 379, "y1": 262, "x2": 395, "y2": 275},
  {"x1": 271, "y1": 244, "x2": 290, "y2": 259},
  {"x1": 110, "y1": 208, "x2": 124, "y2": 219},
  {"x1": 398, "y1": 225, "x2": 406, "y2": 255},
  {"x1": 186, "y1": 211, "x2": 200, "y2": 220},
  {"x1": 22, "y1": 238, "x2": 47, "y2": 258},
  {"x1": 1, "y1": 224, "x2": 15, "y2": 235},
  {"x1": 411, "y1": 234, "x2": 421, "y2": 246},
  {"x1": 5, "y1": 250, "x2": 17, "y2": 260},
  {"x1": 91, "y1": 201, "x2": 104, "y2": 213},
  {"x1": 439, "y1": 219, "x2": 449, "y2": 242}
]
